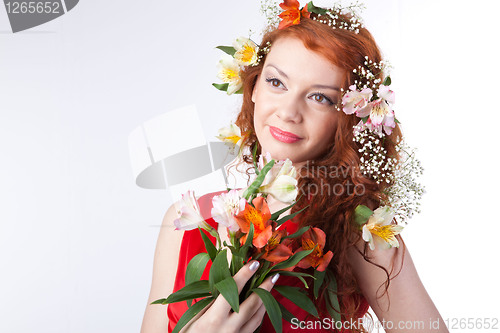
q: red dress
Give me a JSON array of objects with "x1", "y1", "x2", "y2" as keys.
[{"x1": 167, "y1": 191, "x2": 369, "y2": 332}]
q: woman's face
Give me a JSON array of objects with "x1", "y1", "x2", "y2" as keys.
[{"x1": 252, "y1": 36, "x2": 343, "y2": 168}]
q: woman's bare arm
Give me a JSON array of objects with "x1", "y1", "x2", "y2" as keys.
[
  {"x1": 141, "y1": 203, "x2": 184, "y2": 333},
  {"x1": 347, "y1": 238, "x2": 449, "y2": 333},
  {"x1": 140, "y1": 199, "x2": 278, "y2": 333}
]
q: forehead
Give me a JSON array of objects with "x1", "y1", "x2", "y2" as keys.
[{"x1": 263, "y1": 36, "x2": 343, "y2": 85}]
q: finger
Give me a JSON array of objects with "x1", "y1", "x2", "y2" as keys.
[
  {"x1": 240, "y1": 273, "x2": 280, "y2": 309},
  {"x1": 179, "y1": 298, "x2": 216, "y2": 333},
  {"x1": 257, "y1": 272, "x2": 280, "y2": 292},
  {"x1": 207, "y1": 260, "x2": 261, "y2": 315},
  {"x1": 239, "y1": 304, "x2": 267, "y2": 333}
]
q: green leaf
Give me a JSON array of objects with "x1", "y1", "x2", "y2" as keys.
[
  {"x1": 361, "y1": 116, "x2": 369, "y2": 124},
  {"x1": 271, "y1": 247, "x2": 314, "y2": 271},
  {"x1": 150, "y1": 298, "x2": 167, "y2": 305},
  {"x1": 252, "y1": 144, "x2": 259, "y2": 175},
  {"x1": 325, "y1": 271, "x2": 341, "y2": 324},
  {"x1": 395, "y1": 118, "x2": 401, "y2": 124},
  {"x1": 270, "y1": 197, "x2": 301, "y2": 221},
  {"x1": 278, "y1": 270, "x2": 315, "y2": 289},
  {"x1": 171, "y1": 296, "x2": 214, "y2": 333},
  {"x1": 306, "y1": 1, "x2": 327, "y2": 15},
  {"x1": 231, "y1": 254, "x2": 245, "y2": 275},
  {"x1": 282, "y1": 226, "x2": 310, "y2": 240},
  {"x1": 278, "y1": 302, "x2": 295, "y2": 323},
  {"x1": 276, "y1": 206, "x2": 308, "y2": 227},
  {"x1": 353, "y1": 205, "x2": 373, "y2": 226},
  {"x1": 242, "y1": 159, "x2": 276, "y2": 199},
  {"x1": 313, "y1": 269, "x2": 326, "y2": 299},
  {"x1": 199, "y1": 227, "x2": 217, "y2": 261},
  {"x1": 214, "y1": 276, "x2": 240, "y2": 313},
  {"x1": 151, "y1": 280, "x2": 211, "y2": 305},
  {"x1": 229, "y1": 232, "x2": 244, "y2": 274},
  {"x1": 252, "y1": 288, "x2": 282, "y2": 333},
  {"x1": 209, "y1": 249, "x2": 231, "y2": 292},
  {"x1": 216, "y1": 45, "x2": 236, "y2": 56},
  {"x1": 383, "y1": 76, "x2": 392, "y2": 86},
  {"x1": 240, "y1": 223, "x2": 254, "y2": 259},
  {"x1": 274, "y1": 285, "x2": 318, "y2": 318},
  {"x1": 185, "y1": 253, "x2": 210, "y2": 286},
  {"x1": 212, "y1": 82, "x2": 229, "y2": 92},
  {"x1": 251, "y1": 260, "x2": 271, "y2": 290}
]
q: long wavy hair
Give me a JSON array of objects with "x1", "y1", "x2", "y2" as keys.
[{"x1": 234, "y1": 15, "x2": 405, "y2": 332}]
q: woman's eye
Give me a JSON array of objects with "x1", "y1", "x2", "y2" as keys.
[
  {"x1": 265, "y1": 77, "x2": 284, "y2": 88},
  {"x1": 311, "y1": 93, "x2": 333, "y2": 105}
]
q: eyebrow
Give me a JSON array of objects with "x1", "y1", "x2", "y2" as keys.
[{"x1": 265, "y1": 64, "x2": 341, "y2": 92}]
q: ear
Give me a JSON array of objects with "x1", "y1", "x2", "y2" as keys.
[{"x1": 251, "y1": 75, "x2": 259, "y2": 103}]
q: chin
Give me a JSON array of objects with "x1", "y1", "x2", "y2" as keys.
[{"x1": 263, "y1": 143, "x2": 300, "y2": 162}]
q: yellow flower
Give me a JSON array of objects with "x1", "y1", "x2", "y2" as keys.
[
  {"x1": 217, "y1": 54, "x2": 242, "y2": 95},
  {"x1": 216, "y1": 123, "x2": 244, "y2": 151},
  {"x1": 233, "y1": 37, "x2": 258, "y2": 66},
  {"x1": 362, "y1": 206, "x2": 404, "y2": 250}
]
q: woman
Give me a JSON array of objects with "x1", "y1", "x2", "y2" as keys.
[{"x1": 141, "y1": 2, "x2": 447, "y2": 332}]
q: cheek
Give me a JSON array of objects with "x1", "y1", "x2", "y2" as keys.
[
  {"x1": 253, "y1": 108, "x2": 267, "y2": 141},
  {"x1": 313, "y1": 115, "x2": 338, "y2": 144},
  {"x1": 253, "y1": 93, "x2": 275, "y2": 126}
]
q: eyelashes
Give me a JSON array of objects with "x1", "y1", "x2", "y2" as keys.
[
  {"x1": 264, "y1": 76, "x2": 335, "y2": 106},
  {"x1": 265, "y1": 77, "x2": 283, "y2": 88},
  {"x1": 310, "y1": 91, "x2": 335, "y2": 105}
]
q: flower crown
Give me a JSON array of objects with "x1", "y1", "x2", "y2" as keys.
[
  {"x1": 213, "y1": 1, "x2": 395, "y2": 136},
  {"x1": 214, "y1": 0, "x2": 424, "y2": 226}
]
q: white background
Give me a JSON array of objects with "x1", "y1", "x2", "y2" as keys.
[{"x1": 1, "y1": 0, "x2": 499, "y2": 332}]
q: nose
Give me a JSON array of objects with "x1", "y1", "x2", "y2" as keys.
[{"x1": 275, "y1": 93, "x2": 303, "y2": 123}]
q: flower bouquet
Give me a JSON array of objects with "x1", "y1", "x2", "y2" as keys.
[{"x1": 152, "y1": 149, "x2": 336, "y2": 333}]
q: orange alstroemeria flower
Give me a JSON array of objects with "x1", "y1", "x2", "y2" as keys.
[
  {"x1": 296, "y1": 227, "x2": 333, "y2": 271},
  {"x1": 235, "y1": 196, "x2": 273, "y2": 248},
  {"x1": 261, "y1": 229, "x2": 293, "y2": 263},
  {"x1": 278, "y1": 0, "x2": 310, "y2": 29}
]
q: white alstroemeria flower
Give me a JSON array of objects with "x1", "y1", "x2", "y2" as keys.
[
  {"x1": 216, "y1": 123, "x2": 243, "y2": 146},
  {"x1": 233, "y1": 37, "x2": 259, "y2": 66},
  {"x1": 274, "y1": 158, "x2": 296, "y2": 179},
  {"x1": 342, "y1": 85, "x2": 373, "y2": 115},
  {"x1": 217, "y1": 54, "x2": 243, "y2": 95},
  {"x1": 257, "y1": 154, "x2": 298, "y2": 203},
  {"x1": 211, "y1": 189, "x2": 242, "y2": 233},
  {"x1": 378, "y1": 84, "x2": 395, "y2": 104},
  {"x1": 258, "y1": 154, "x2": 297, "y2": 185},
  {"x1": 257, "y1": 152, "x2": 273, "y2": 170},
  {"x1": 259, "y1": 174, "x2": 298, "y2": 204},
  {"x1": 173, "y1": 190, "x2": 212, "y2": 231},
  {"x1": 356, "y1": 84, "x2": 396, "y2": 135},
  {"x1": 362, "y1": 206, "x2": 404, "y2": 250}
]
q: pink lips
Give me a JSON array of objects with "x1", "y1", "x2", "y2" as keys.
[{"x1": 269, "y1": 126, "x2": 302, "y2": 143}]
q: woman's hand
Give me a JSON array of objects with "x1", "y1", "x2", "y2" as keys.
[{"x1": 180, "y1": 261, "x2": 279, "y2": 333}]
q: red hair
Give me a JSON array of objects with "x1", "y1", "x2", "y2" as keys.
[{"x1": 235, "y1": 15, "x2": 404, "y2": 332}]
